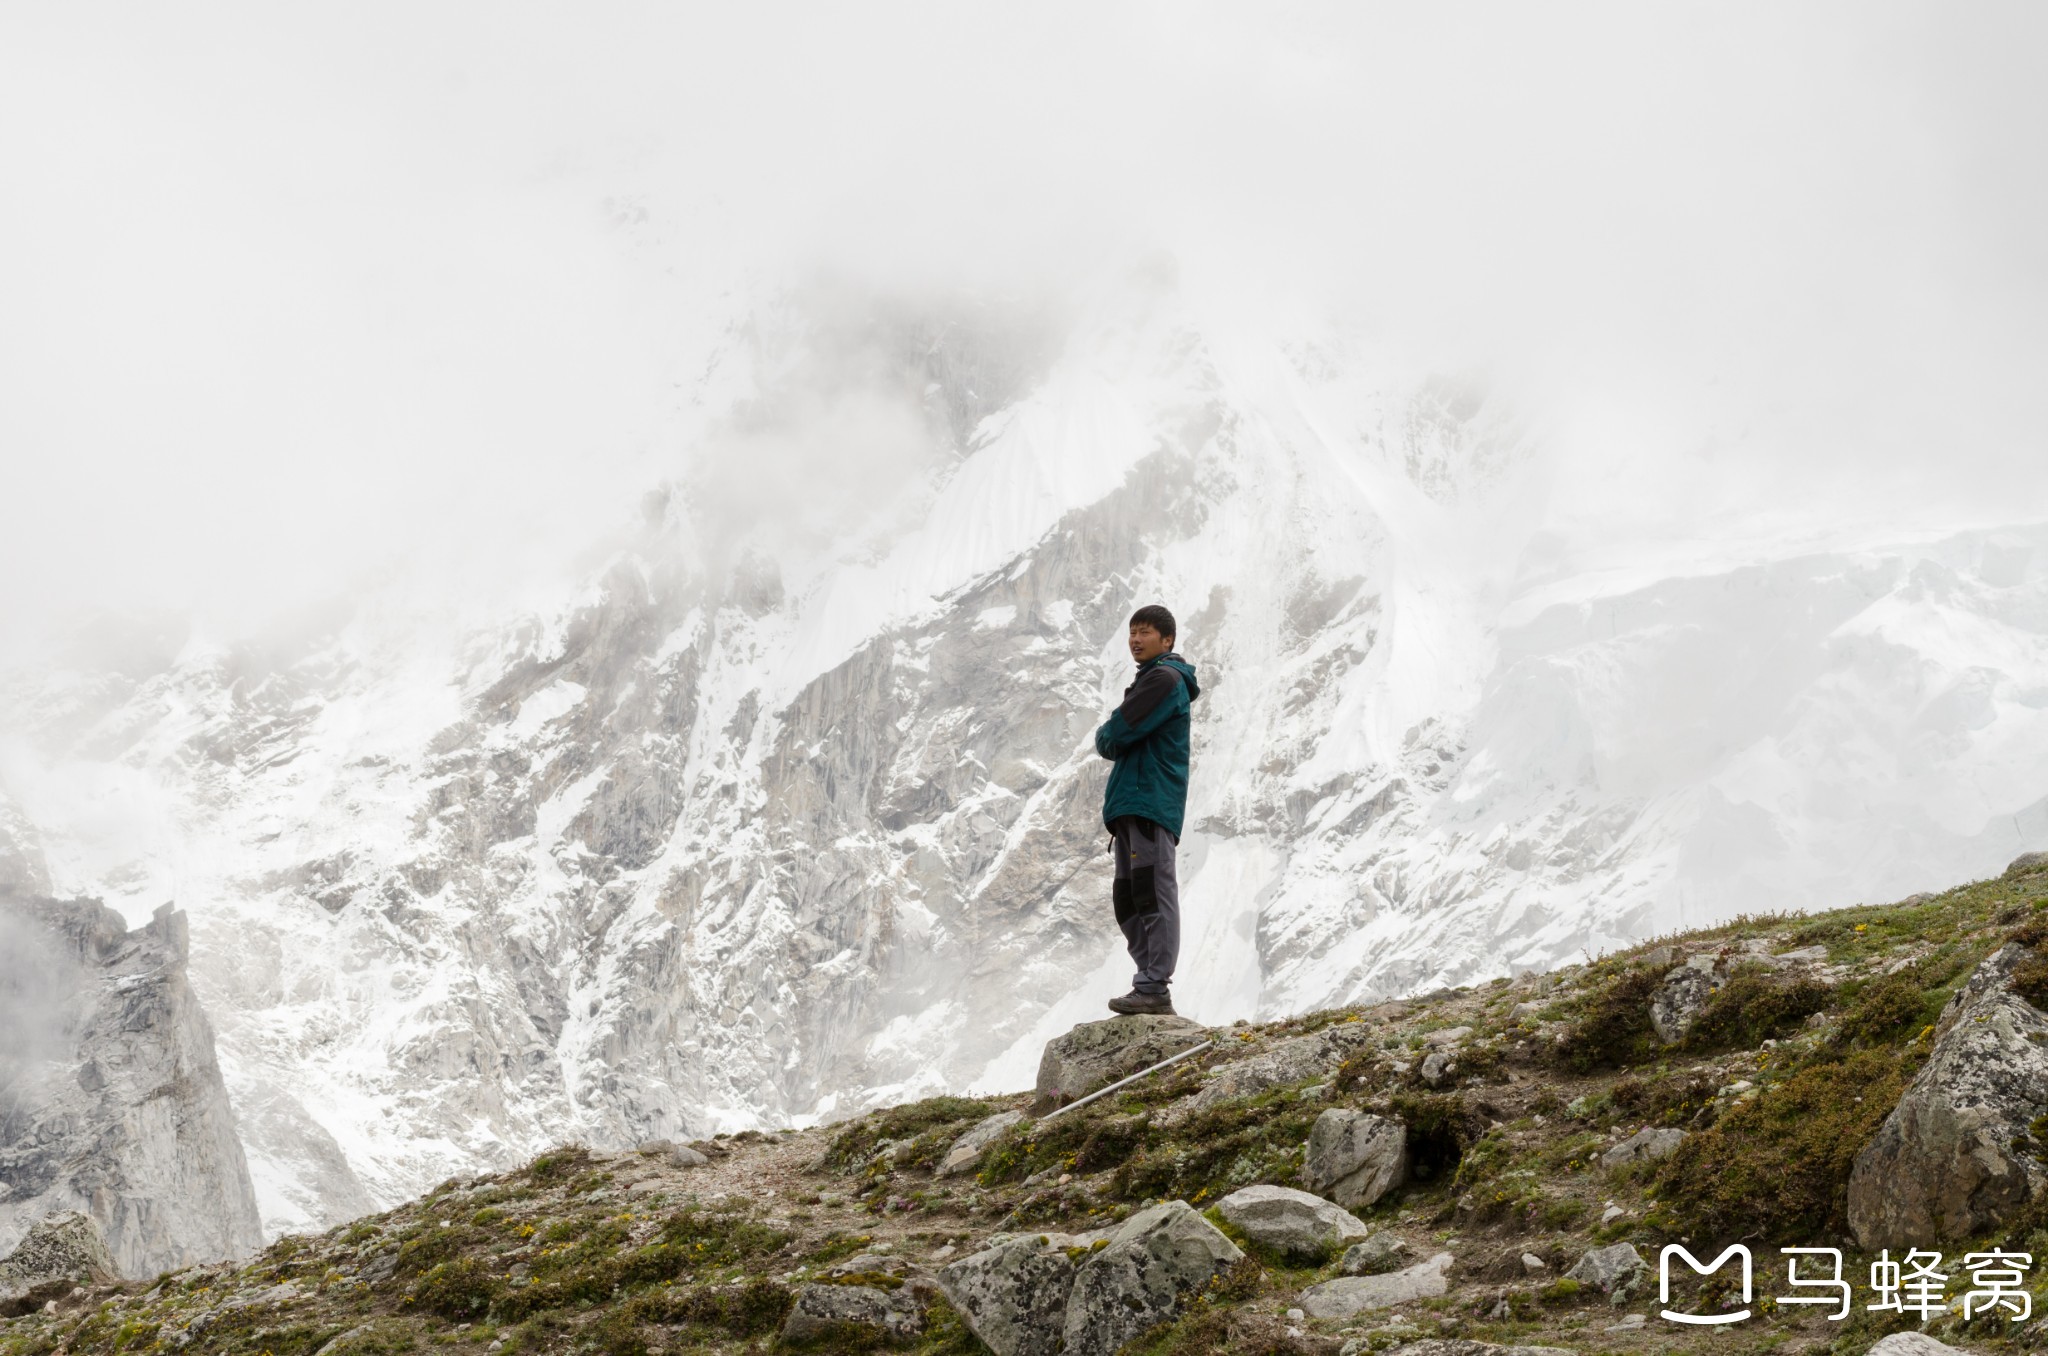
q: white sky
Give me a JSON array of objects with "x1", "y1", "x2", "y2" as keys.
[{"x1": 3, "y1": 3, "x2": 2045, "y2": 661}]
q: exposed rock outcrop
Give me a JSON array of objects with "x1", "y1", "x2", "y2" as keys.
[
  {"x1": 780, "y1": 1281, "x2": 926, "y2": 1345},
  {"x1": 1303, "y1": 1107, "x2": 1409, "y2": 1207},
  {"x1": 0, "y1": 894, "x2": 263, "y2": 1277},
  {"x1": 1649, "y1": 960, "x2": 1718, "y2": 1044},
  {"x1": 1032, "y1": 1016, "x2": 1208, "y2": 1112},
  {"x1": 1848, "y1": 942, "x2": 2048, "y2": 1247},
  {"x1": 0, "y1": 1212, "x2": 118, "y2": 1316},
  {"x1": 937, "y1": 1236, "x2": 1076, "y2": 1356}
]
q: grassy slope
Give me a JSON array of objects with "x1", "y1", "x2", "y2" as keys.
[{"x1": 6, "y1": 856, "x2": 2048, "y2": 1356}]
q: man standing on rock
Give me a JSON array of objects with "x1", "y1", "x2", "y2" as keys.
[{"x1": 1095, "y1": 604, "x2": 1201, "y2": 1016}]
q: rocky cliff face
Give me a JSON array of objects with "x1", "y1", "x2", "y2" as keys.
[
  {"x1": 1, "y1": 281, "x2": 2045, "y2": 1239},
  {"x1": 0, "y1": 893, "x2": 263, "y2": 1277}
]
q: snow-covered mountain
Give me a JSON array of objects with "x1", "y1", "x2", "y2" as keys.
[{"x1": 3, "y1": 277, "x2": 2045, "y2": 1241}]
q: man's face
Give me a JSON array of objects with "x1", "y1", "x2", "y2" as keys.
[{"x1": 1128, "y1": 624, "x2": 1170, "y2": 664}]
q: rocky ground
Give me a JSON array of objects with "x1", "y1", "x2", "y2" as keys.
[{"x1": 6, "y1": 853, "x2": 2048, "y2": 1356}]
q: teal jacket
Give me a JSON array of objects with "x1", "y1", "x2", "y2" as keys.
[{"x1": 1095, "y1": 653, "x2": 1201, "y2": 839}]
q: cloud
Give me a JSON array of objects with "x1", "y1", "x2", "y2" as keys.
[{"x1": 1, "y1": 2, "x2": 2044, "y2": 661}]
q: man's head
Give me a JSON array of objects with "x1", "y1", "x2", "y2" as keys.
[{"x1": 1128, "y1": 604, "x2": 1176, "y2": 663}]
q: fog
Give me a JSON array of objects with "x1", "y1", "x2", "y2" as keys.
[{"x1": 2, "y1": 3, "x2": 2045, "y2": 662}]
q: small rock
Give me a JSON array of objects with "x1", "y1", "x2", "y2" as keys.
[
  {"x1": 1299, "y1": 1253, "x2": 1454, "y2": 1319},
  {"x1": 1216, "y1": 1185, "x2": 1370, "y2": 1258},
  {"x1": 1605, "y1": 1313, "x2": 1647, "y2": 1331},
  {"x1": 1599, "y1": 1128, "x2": 1687, "y2": 1169},
  {"x1": 1383, "y1": 1345, "x2": 1575, "y2": 1356},
  {"x1": 937, "y1": 1111, "x2": 1025, "y2": 1178},
  {"x1": 1421, "y1": 1026, "x2": 1472, "y2": 1047},
  {"x1": 1286, "y1": 1306, "x2": 1305, "y2": 1320},
  {"x1": 1773, "y1": 945, "x2": 1829, "y2": 964},
  {"x1": 1564, "y1": 1242, "x2": 1645, "y2": 1294},
  {"x1": 1420, "y1": 1051, "x2": 1454, "y2": 1086},
  {"x1": 1520, "y1": 1252, "x2": 1546, "y2": 1273},
  {"x1": 1507, "y1": 1002, "x2": 1543, "y2": 1024},
  {"x1": 1638, "y1": 946, "x2": 1676, "y2": 969},
  {"x1": 1866, "y1": 1334, "x2": 1975, "y2": 1355},
  {"x1": 1600, "y1": 1206, "x2": 1626, "y2": 1226},
  {"x1": 1340, "y1": 1234, "x2": 1411, "y2": 1275},
  {"x1": 1303, "y1": 1108, "x2": 1410, "y2": 1208},
  {"x1": 781, "y1": 1282, "x2": 925, "y2": 1345}
]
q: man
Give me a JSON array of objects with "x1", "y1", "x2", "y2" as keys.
[{"x1": 1094, "y1": 603, "x2": 1201, "y2": 1016}]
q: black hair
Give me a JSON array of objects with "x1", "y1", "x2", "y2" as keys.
[{"x1": 1128, "y1": 604, "x2": 1176, "y2": 642}]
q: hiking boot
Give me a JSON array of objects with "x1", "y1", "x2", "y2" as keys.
[{"x1": 1107, "y1": 989, "x2": 1175, "y2": 1016}]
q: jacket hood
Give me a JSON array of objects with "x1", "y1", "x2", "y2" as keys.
[{"x1": 1152, "y1": 652, "x2": 1200, "y2": 703}]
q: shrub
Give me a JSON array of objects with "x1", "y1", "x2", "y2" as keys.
[
  {"x1": 523, "y1": 1146, "x2": 594, "y2": 1183},
  {"x1": 1545, "y1": 967, "x2": 1663, "y2": 1073},
  {"x1": 393, "y1": 1224, "x2": 490, "y2": 1279},
  {"x1": 1681, "y1": 973, "x2": 1833, "y2": 1053},
  {"x1": 1611, "y1": 1072, "x2": 1716, "y2": 1125},
  {"x1": 1836, "y1": 974, "x2": 1935, "y2": 1047},
  {"x1": 408, "y1": 1256, "x2": 500, "y2": 1321},
  {"x1": 1652, "y1": 1049, "x2": 1915, "y2": 1243}
]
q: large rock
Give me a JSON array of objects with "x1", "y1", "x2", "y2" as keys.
[
  {"x1": 1034, "y1": 1016, "x2": 1209, "y2": 1112},
  {"x1": 1849, "y1": 943, "x2": 2048, "y2": 1248},
  {"x1": 1601, "y1": 1128, "x2": 1687, "y2": 1169},
  {"x1": 0, "y1": 896, "x2": 264, "y2": 1277},
  {"x1": 1563, "y1": 1242, "x2": 1646, "y2": 1294},
  {"x1": 1061, "y1": 1200, "x2": 1243, "y2": 1356},
  {"x1": 780, "y1": 1281, "x2": 926, "y2": 1345},
  {"x1": 0, "y1": 1212, "x2": 119, "y2": 1316},
  {"x1": 1300, "y1": 1252, "x2": 1453, "y2": 1318},
  {"x1": 937, "y1": 1111, "x2": 1026, "y2": 1178},
  {"x1": 1303, "y1": 1108, "x2": 1409, "y2": 1207},
  {"x1": 937, "y1": 1236, "x2": 1075, "y2": 1356},
  {"x1": 1216, "y1": 1184, "x2": 1370, "y2": 1258}
]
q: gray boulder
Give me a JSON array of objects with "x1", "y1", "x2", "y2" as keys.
[
  {"x1": 1649, "y1": 963, "x2": 1716, "y2": 1044},
  {"x1": 1340, "y1": 1233, "x2": 1411, "y2": 1274},
  {"x1": 636, "y1": 1139, "x2": 710, "y2": 1169},
  {"x1": 937, "y1": 1111, "x2": 1026, "y2": 1178},
  {"x1": 1299, "y1": 1252, "x2": 1453, "y2": 1318},
  {"x1": 936, "y1": 1236, "x2": 1075, "y2": 1356},
  {"x1": 1215, "y1": 1185, "x2": 1369, "y2": 1258},
  {"x1": 1034, "y1": 1016, "x2": 1208, "y2": 1111},
  {"x1": 781, "y1": 1281, "x2": 925, "y2": 1345},
  {"x1": 1061, "y1": 1200, "x2": 1243, "y2": 1356},
  {"x1": 1849, "y1": 943, "x2": 2048, "y2": 1247},
  {"x1": 1303, "y1": 1108, "x2": 1409, "y2": 1207},
  {"x1": 1563, "y1": 1242, "x2": 1646, "y2": 1294},
  {"x1": 1420, "y1": 1050, "x2": 1454, "y2": 1086},
  {"x1": 0, "y1": 1212, "x2": 118, "y2": 1316},
  {"x1": 1600, "y1": 1128, "x2": 1687, "y2": 1169}
]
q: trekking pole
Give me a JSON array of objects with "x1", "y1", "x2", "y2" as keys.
[{"x1": 1036, "y1": 1040, "x2": 1213, "y2": 1122}]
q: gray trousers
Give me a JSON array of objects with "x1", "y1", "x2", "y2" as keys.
[{"x1": 1111, "y1": 817, "x2": 1180, "y2": 995}]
